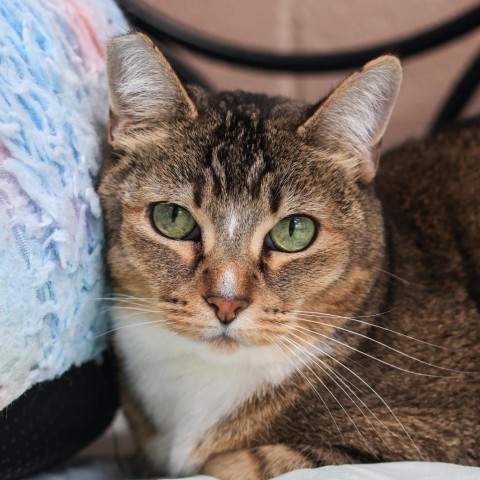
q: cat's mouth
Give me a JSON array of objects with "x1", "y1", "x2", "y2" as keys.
[
  {"x1": 202, "y1": 328, "x2": 245, "y2": 352},
  {"x1": 208, "y1": 336, "x2": 239, "y2": 352}
]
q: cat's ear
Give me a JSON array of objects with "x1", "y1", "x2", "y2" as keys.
[
  {"x1": 298, "y1": 56, "x2": 402, "y2": 183},
  {"x1": 106, "y1": 32, "x2": 197, "y2": 142}
]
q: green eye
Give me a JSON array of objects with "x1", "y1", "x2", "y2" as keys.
[
  {"x1": 268, "y1": 216, "x2": 316, "y2": 252},
  {"x1": 152, "y1": 203, "x2": 198, "y2": 240}
]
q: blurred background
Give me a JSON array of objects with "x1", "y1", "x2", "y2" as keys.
[{"x1": 125, "y1": 0, "x2": 480, "y2": 148}]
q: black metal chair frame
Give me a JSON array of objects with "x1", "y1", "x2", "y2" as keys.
[{"x1": 120, "y1": 1, "x2": 480, "y2": 133}]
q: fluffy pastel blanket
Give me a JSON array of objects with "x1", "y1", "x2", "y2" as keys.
[{"x1": 0, "y1": 0, "x2": 127, "y2": 409}]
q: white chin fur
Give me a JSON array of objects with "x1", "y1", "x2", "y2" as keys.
[{"x1": 113, "y1": 306, "x2": 297, "y2": 476}]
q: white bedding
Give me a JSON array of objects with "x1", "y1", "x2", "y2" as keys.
[{"x1": 29, "y1": 459, "x2": 480, "y2": 480}]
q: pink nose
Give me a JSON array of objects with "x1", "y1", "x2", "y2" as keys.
[{"x1": 206, "y1": 296, "x2": 250, "y2": 325}]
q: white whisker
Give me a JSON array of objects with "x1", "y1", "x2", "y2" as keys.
[
  {"x1": 280, "y1": 335, "x2": 375, "y2": 455},
  {"x1": 101, "y1": 305, "x2": 164, "y2": 314},
  {"x1": 94, "y1": 318, "x2": 173, "y2": 340},
  {"x1": 292, "y1": 316, "x2": 461, "y2": 375},
  {"x1": 291, "y1": 309, "x2": 449, "y2": 352},
  {"x1": 282, "y1": 323, "x2": 425, "y2": 459},
  {"x1": 375, "y1": 267, "x2": 420, "y2": 287},
  {"x1": 267, "y1": 335, "x2": 344, "y2": 440},
  {"x1": 290, "y1": 308, "x2": 397, "y2": 321},
  {"x1": 97, "y1": 297, "x2": 157, "y2": 306},
  {"x1": 285, "y1": 327, "x2": 394, "y2": 443},
  {"x1": 98, "y1": 293, "x2": 158, "y2": 301}
]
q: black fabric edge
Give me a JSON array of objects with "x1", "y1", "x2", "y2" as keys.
[{"x1": 0, "y1": 350, "x2": 119, "y2": 480}]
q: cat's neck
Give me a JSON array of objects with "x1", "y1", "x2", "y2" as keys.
[{"x1": 113, "y1": 309, "x2": 303, "y2": 476}]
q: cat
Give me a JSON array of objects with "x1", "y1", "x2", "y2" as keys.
[{"x1": 99, "y1": 32, "x2": 480, "y2": 480}]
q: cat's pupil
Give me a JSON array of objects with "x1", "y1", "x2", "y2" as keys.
[
  {"x1": 171, "y1": 205, "x2": 179, "y2": 223},
  {"x1": 289, "y1": 218, "x2": 296, "y2": 237}
]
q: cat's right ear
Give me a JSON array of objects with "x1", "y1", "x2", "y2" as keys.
[
  {"x1": 106, "y1": 33, "x2": 197, "y2": 143},
  {"x1": 298, "y1": 56, "x2": 402, "y2": 183}
]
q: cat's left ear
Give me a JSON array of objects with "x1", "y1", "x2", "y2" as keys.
[
  {"x1": 106, "y1": 32, "x2": 197, "y2": 143},
  {"x1": 298, "y1": 56, "x2": 402, "y2": 183}
]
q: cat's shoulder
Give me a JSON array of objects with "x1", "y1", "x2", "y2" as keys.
[
  {"x1": 379, "y1": 116, "x2": 480, "y2": 175},
  {"x1": 376, "y1": 116, "x2": 480, "y2": 260},
  {"x1": 377, "y1": 116, "x2": 480, "y2": 202}
]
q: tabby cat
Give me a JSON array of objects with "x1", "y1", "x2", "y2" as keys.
[{"x1": 99, "y1": 32, "x2": 480, "y2": 479}]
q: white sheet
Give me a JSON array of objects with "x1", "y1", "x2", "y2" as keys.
[{"x1": 29, "y1": 459, "x2": 480, "y2": 480}]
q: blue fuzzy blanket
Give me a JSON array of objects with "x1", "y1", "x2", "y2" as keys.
[{"x1": 0, "y1": 0, "x2": 127, "y2": 408}]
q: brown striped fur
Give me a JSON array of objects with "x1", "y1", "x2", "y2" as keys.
[{"x1": 99, "y1": 33, "x2": 480, "y2": 479}]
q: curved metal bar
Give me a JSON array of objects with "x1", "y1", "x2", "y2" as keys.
[
  {"x1": 431, "y1": 50, "x2": 480, "y2": 132},
  {"x1": 159, "y1": 43, "x2": 212, "y2": 90},
  {"x1": 121, "y1": 1, "x2": 480, "y2": 72}
]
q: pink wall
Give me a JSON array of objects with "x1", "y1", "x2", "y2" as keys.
[{"x1": 141, "y1": 0, "x2": 479, "y2": 148}]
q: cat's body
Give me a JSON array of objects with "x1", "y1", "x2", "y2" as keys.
[{"x1": 99, "y1": 33, "x2": 479, "y2": 479}]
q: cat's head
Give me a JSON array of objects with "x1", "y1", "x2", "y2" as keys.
[{"x1": 99, "y1": 33, "x2": 402, "y2": 354}]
